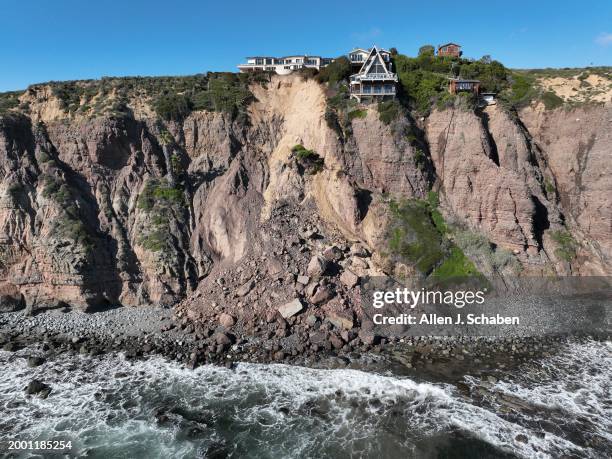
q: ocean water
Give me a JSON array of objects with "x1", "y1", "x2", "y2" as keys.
[{"x1": 0, "y1": 340, "x2": 610, "y2": 459}]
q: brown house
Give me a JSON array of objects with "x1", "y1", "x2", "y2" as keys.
[
  {"x1": 437, "y1": 43, "x2": 462, "y2": 58},
  {"x1": 449, "y1": 78, "x2": 480, "y2": 95}
]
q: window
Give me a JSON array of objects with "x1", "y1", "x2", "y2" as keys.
[{"x1": 255, "y1": 58, "x2": 264, "y2": 65}]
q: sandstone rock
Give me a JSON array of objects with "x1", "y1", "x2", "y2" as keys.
[
  {"x1": 340, "y1": 270, "x2": 359, "y2": 288},
  {"x1": 277, "y1": 298, "x2": 303, "y2": 319},
  {"x1": 322, "y1": 245, "x2": 343, "y2": 261},
  {"x1": 296, "y1": 275, "x2": 310, "y2": 285},
  {"x1": 327, "y1": 311, "x2": 354, "y2": 330},
  {"x1": 350, "y1": 243, "x2": 369, "y2": 257},
  {"x1": 358, "y1": 331, "x2": 380, "y2": 345},
  {"x1": 309, "y1": 286, "x2": 333, "y2": 305},
  {"x1": 218, "y1": 313, "x2": 236, "y2": 328},
  {"x1": 235, "y1": 280, "x2": 255, "y2": 297},
  {"x1": 307, "y1": 255, "x2": 328, "y2": 278},
  {"x1": 329, "y1": 334, "x2": 344, "y2": 349},
  {"x1": 350, "y1": 257, "x2": 369, "y2": 269}
]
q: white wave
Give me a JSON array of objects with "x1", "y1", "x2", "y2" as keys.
[{"x1": 0, "y1": 340, "x2": 609, "y2": 458}]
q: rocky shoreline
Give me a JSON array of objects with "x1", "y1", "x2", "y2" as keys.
[{"x1": 1, "y1": 306, "x2": 607, "y2": 393}]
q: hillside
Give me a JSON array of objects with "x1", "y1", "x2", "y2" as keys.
[{"x1": 0, "y1": 62, "x2": 610, "y2": 321}]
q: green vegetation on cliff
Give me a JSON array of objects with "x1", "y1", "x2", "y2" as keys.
[
  {"x1": 387, "y1": 194, "x2": 481, "y2": 279},
  {"x1": 137, "y1": 179, "x2": 187, "y2": 253}
]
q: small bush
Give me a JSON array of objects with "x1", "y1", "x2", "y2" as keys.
[
  {"x1": 153, "y1": 93, "x2": 193, "y2": 121},
  {"x1": 316, "y1": 57, "x2": 351, "y2": 85},
  {"x1": 347, "y1": 109, "x2": 367, "y2": 121},
  {"x1": 377, "y1": 100, "x2": 400, "y2": 125},
  {"x1": 291, "y1": 144, "x2": 324, "y2": 174},
  {"x1": 541, "y1": 91, "x2": 564, "y2": 110},
  {"x1": 431, "y1": 246, "x2": 479, "y2": 279},
  {"x1": 550, "y1": 229, "x2": 577, "y2": 262}
]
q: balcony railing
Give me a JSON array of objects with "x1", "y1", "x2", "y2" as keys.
[
  {"x1": 350, "y1": 73, "x2": 398, "y2": 82},
  {"x1": 350, "y1": 86, "x2": 396, "y2": 95}
]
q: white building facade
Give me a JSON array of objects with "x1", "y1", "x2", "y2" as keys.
[{"x1": 238, "y1": 55, "x2": 333, "y2": 75}]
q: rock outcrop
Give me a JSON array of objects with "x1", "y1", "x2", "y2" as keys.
[{"x1": 0, "y1": 74, "x2": 609, "y2": 315}]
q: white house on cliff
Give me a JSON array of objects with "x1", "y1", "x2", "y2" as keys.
[
  {"x1": 237, "y1": 55, "x2": 333, "y2": 74},
  {"x1": 237, "y1": 46, "x2": 397, "y2": 100}
]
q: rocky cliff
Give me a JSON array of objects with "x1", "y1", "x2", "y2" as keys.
[{"x1": 0, "y1": 74, "x2": 609, "y2": 316}]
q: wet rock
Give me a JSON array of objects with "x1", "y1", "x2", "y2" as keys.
[
  {"x1": 515, "y1": 434, "x2": 528, "y2": 443},
  {"x1": 278, "y1": 299, "x2": 304, "y2": 319},
  {"x1": 27, "y1": 356, "x2": 46, "y2": 367},
  {"x1": 218, "y1": 313, "x2": 236, "y2": 328},
  {"x1": 25, "y1": 380, "x2": 51, "y2": 398},
  {"x1": 2, "y1": 342, "x2": 16, "y2": 352}
]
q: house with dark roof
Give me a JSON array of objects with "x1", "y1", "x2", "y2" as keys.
[
  {"x1": 437, "y1": 43, "x2": 462, "y2": 58},
  {"x1": 348, "y1": 46, "x2": 398, "y2": 101}
]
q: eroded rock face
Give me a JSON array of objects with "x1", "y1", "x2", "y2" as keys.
[
  {"x1": 0, "y1": 76, "x2": 608, "y2": 313},
  {"x1": 426, "y1": 106, "x2": 552, "y2": 255},
  {"x1": 520, "y1": 104, "x2": 612, "y2": 271}
]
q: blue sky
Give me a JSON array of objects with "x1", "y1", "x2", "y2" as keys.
[{"x1": 1, "y1": 0, "x2": 611, "y2": 91}]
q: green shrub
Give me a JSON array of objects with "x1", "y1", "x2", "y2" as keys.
[
  {"x1": 154, "y1": 93, "x2": 193, "y2": 121},
  {"x1": 418, "y1": 45, "x2": 435, "y2": 57},
  {"x1": 377, "y1": 100, "x2": 400, "y2": 125},
  {"x1": 431, "y1": 246, "x2": 479, "y2": 279},
  {"x1": 550, "y1": 229, "x2": 577, "y2": 262},
  {"x1": 316, "y1": 57, "x2": 351, "y2": 85},
  {"x1": 347, "y1": 109, "x2": 367, "y2": 121},
  {"x1": 388, "y1": 199, "x2": 446, "y2": 274},
  {"x1": 137, "y1": 179, "x2": 186, "y2": 254},
  {"x1": 0, "y1": 91, "x2": 23, "y2": 114},
  {"x1": 541, "y1": 91, "x2": 564, "y2": 110},
  {"x1": 291, "y1": 144, "x2": 324, "y2": 174},
  {"x1": 413, "y1": 147, "x2": 426, "y2": 170},
  {"x1": 137, "y1": 180, "x2": 184, "y2": 211}
]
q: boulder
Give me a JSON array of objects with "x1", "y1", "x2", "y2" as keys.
[
  {"x1": 213, "y1": 332, "x2": 232, "y2": 346},
  {"x1": 25, "y1": 380, "x2": 51, "y2": 398},
  {"x1": 218, "y1": 313, "x2": 236, "y2": 328},
  {"x1": 322, "y1": 245, "x2": 343, "y2": 262},
  {"x1": 358, "y1": 331, "x2": 380, "y2": 345},
  {"x1": 340, "y1": 270, "x2": 359, "y2": 288},
  {"x1": 350, "y1": 243, "x2": 369, "y2": 257},
  {"x1": 327, "y1": 311, "x2": 354, "y2": 330},
  {"x1": 27, "y1": 356, "x2": 46, "y2": 368},
  {"x1": 309, "y1": 286, "x2": 333, "y2": 305},
  {"x1": 296, "y1": 275, "x2": 310, "y2": 285},
  {"x1": 277, "y1": 298, "x2": 304, "y2": 319},
  {"x1": 235, "y1": 280, "x2": 255, "y2": 297},
  {"x1": 307, "y1": 255, "x2": 328, "y2": 278}
]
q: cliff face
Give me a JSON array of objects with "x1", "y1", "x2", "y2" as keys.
[
  {"x1": 0, "y1": 75, "x2": 609, "y2": 313},
  {"x1": 520, "y1": 105, "x2": 612, "y2": 273}
]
